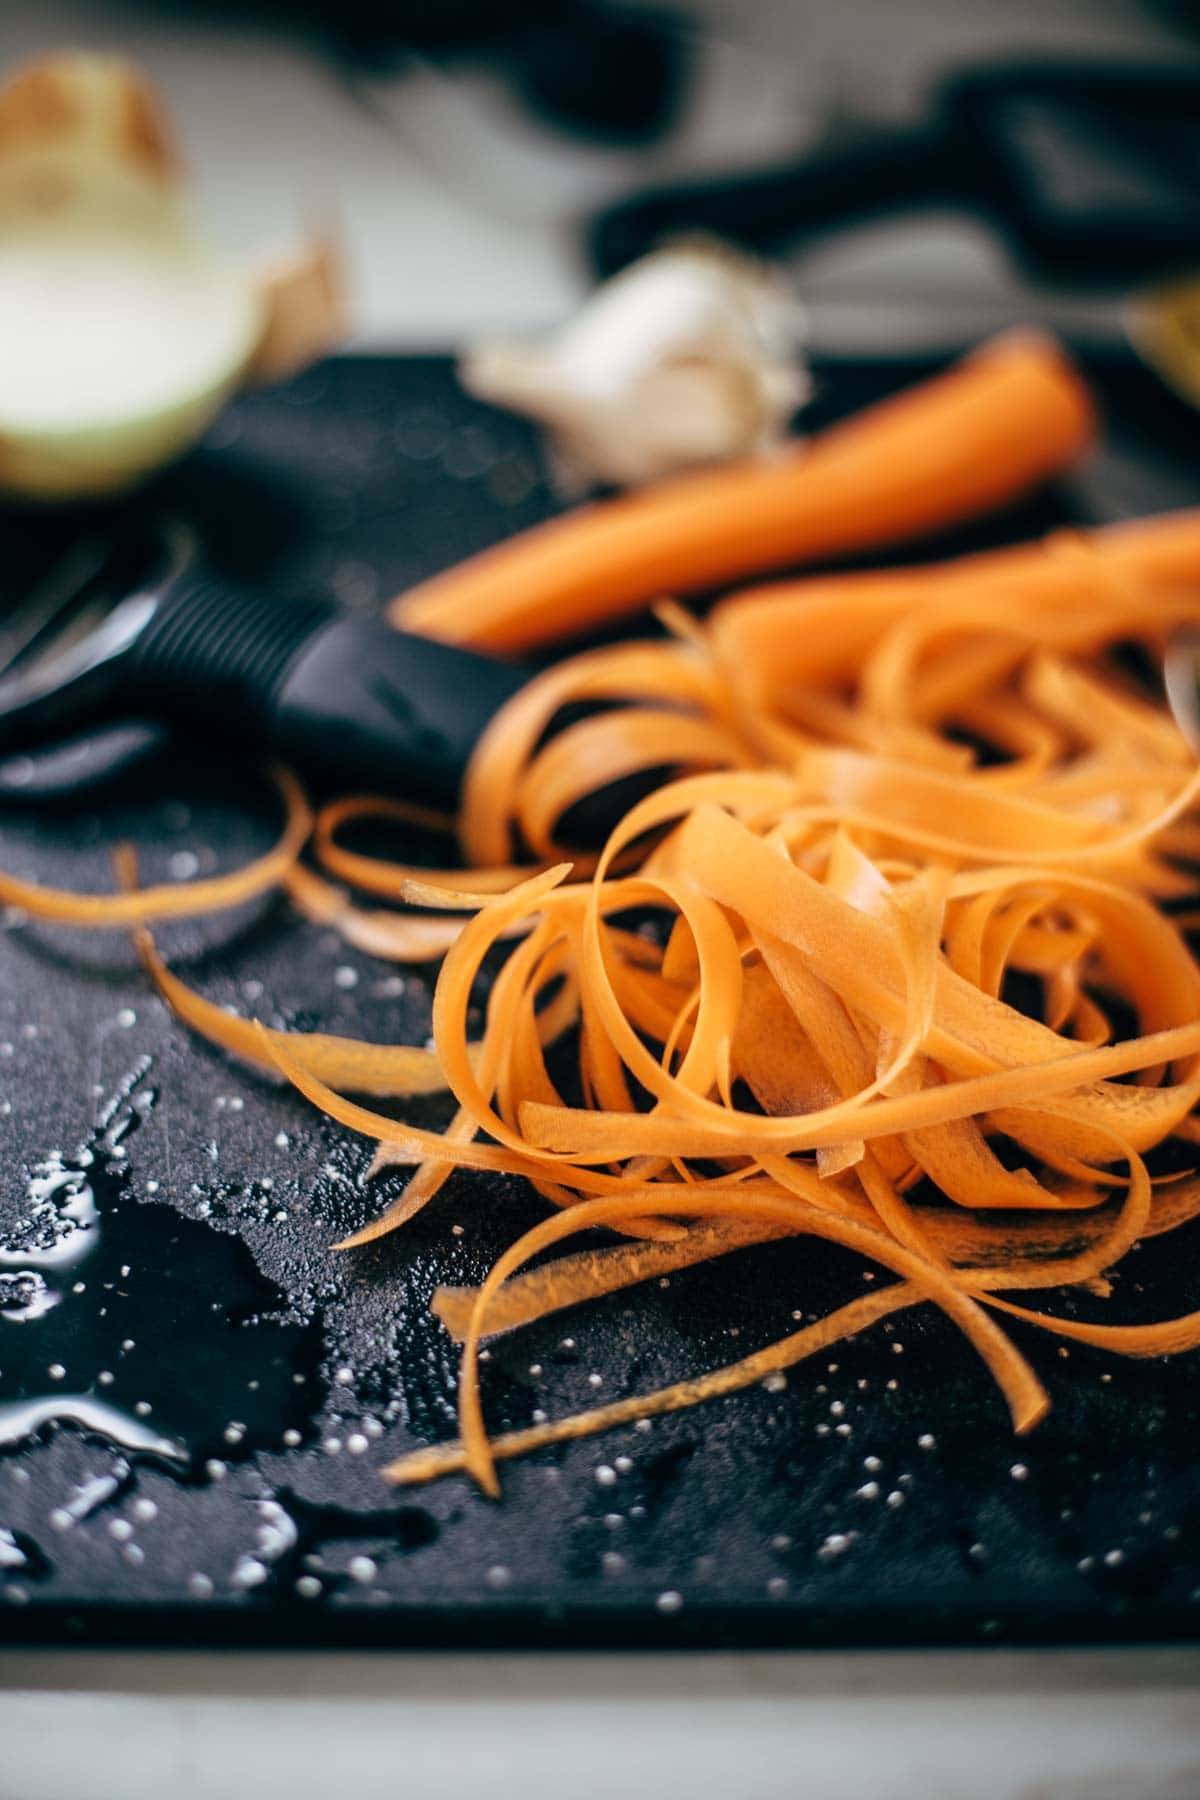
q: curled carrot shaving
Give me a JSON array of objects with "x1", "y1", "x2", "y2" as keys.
[
  {"x1": 313, "y1": 795, "x2": 536, "y2": 899},
  {"x1": 284, "y1": 863, "x2": 510, "y2": 963},
  {"x1": 0, "y1": 766, "x2": 310, "y2": 926},
  {"x1": 131, "y1": 914, "x2": 460, "y2": 1099}
]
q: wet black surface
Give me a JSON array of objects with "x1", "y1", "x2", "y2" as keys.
[{"x1": 0, "y1": 352, "x2": 1199, "y2": 1647}]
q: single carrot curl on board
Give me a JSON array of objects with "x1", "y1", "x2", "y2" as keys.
[{"x1": 9, "y1": 338, "x2": 1200, "y2": 1497}]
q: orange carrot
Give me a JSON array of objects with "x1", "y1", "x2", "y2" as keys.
[
  {"x1": 709, "y1": 507, "x2": 1200, "y2": 702},
  {"x1": 391, "y1": 331, "x2": 1095, "y2": 654},
  {"x1": 0, "y1": 766, "x2": 310, "y2": 926}
]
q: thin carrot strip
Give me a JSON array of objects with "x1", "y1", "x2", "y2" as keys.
[
  {"x1": 0, "y1": 766, "x2": 309, "y2": 926},
  {"x1": 387, "y1": 1285, "x2": 918, "y2": 1487},
  {"x1": 134, "y1": 924, "x2": 456, "y2": 1098},
  {"x1": 284, "y1": 864, "x2": 479, "y2": 962},
  {"x1": 518, "y1": 1019, "x2": 1200, "y2": 1161},
  {"x1": 400, "y1": 1187, "x2": 1049, "y2": 1496},
  {"x1": 314, "y1": 794, "x2": 543, "y2": 899},
  {"x1": 430, "y1": 1173, "x2": 1200, "y2": 1345}
]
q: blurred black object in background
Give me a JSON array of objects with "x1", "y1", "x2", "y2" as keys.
[
  {"x1": 500, "y1": 5, "x2": 686, "y2": 144},
  {"x1": 159, "y1": 0, "x2": 688, "y2": 143},
  {"x1": 591, "y1": 62, "x2": 1200, "y2": 284}
]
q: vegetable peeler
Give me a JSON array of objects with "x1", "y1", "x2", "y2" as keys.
[
  {"x1": 9, "y1": 519, "x2": 1195, "y2": 814},
  {"x1": 0, "y1": 523, "x2": 528, "y2": 804}
]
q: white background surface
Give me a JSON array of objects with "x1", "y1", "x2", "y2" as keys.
[
  {"x1": 5, "y1": 0, "x2": 1200, "y2": 350},
  {"x1": 3, "y1": 4, "x2": 1200, "y2": 1795},
  {"x1": 4, "y1": 1648, "x2": 1200, "y2": 1800}
]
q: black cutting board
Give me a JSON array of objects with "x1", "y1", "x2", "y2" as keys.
[{"x1": 1, "y1": 352, "x2": 1199, "y2": 1650}]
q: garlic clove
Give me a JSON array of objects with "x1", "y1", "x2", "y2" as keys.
[{"x1": 461, "y1": 241, "x2": 809, "y2": 491}]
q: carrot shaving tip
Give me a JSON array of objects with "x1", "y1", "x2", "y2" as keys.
[{"x1": 11, "y1": 345, "x2": 1200, "y2": 1503}]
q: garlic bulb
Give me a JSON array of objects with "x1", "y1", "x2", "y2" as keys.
[
  {"x1": 0, "y1": 54, "x2": 345, "y2": 500},
  {"x1": 460, "y1": 241, "x2": 809, "y2": 493}
]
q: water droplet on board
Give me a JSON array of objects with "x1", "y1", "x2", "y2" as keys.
[
  {"x1": 0, "y1": 1065, "x2": 325, "y2": 1476},
  {"x1": 233, "y1": 1497, "x2": 300, "y2": 1590},
  {"x1": 50, "y1": 1462, "x2": 132, "y2": 1530},
  {"x1": 221, "y1": 1489, "x2": 438, "y2": 1603},
  {"x1": 0, "y1": 1527, "x2": 28, "y2": 1569},
  {"x1": 0, "y1": 1270, "x2": 58, "y2": 1322},
  {"x1": 232, "y1": 1556, "x2": 269, "y2": 1590},
  {"x1": 0, "y1": 1524, "x2": 50, "y2": 1582}
]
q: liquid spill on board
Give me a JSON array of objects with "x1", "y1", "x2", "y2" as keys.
[
  {"x1": 0, "y1": 1057, "x2": 322, "y2": 1467},
  {"x1": 2, "y1": 355, "x2": 1200, "y2": 1647}
]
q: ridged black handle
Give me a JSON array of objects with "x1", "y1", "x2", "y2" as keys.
[
  {"x1": 124, "y1": 572, "x2": 334, "y2": 734},
  {"x1": 272, "y1": 617, "x2": 528, "y2": 806},
  {"x1": 125, "y1": 570, "x2": 529, "y2": 806}
]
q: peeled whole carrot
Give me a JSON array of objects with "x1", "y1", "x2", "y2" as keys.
[{"x1": 391, "y1": 331, "x2": 1095, "y2": 655}]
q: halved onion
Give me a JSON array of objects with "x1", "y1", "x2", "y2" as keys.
[{"x1": 0, "y1": 53, "x2": 343, "y2": 499}]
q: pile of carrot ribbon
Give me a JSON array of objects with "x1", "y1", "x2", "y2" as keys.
[{"x1": 8, "y1": 332, "x2": 1200, "y2": 1497}]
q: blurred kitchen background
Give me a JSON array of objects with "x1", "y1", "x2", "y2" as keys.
[
  {"x1": 2, "y1": 12, "x2": 1200, "y2": 1798},
  {"x1": 4, "y1": 0, "x2": 1199, "y2": 354}
]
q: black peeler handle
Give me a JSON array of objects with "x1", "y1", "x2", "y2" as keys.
[
  {"x1": 121, "y1": 563, "x2": 529, "y2": 807},
  {"x1": 0, "y1": 536, "x2": 664, "y2": 828}
]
